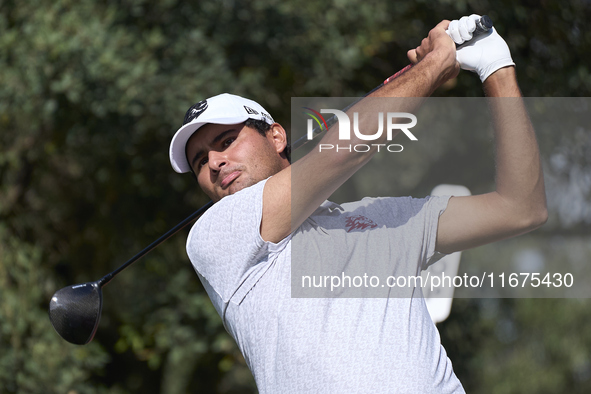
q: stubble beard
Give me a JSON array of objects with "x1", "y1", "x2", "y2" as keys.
[{"x1": 211, "y1": 158, "x2": 287, "y2": 202}]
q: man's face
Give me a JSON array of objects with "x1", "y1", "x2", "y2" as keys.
[{"x1": 185, "y1": 122, "x2": 288, "y2": 202}]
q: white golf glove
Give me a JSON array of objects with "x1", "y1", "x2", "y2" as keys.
[{"x1": 447, "y1": 14, "x2": 515, "y2": 82}]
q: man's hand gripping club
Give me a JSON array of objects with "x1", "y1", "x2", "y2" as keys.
[
  {"x1": 403, "y1": 20, "x2": 460, "y2": 93},
  {"x1": 448, "y1": 14, "x2": 515, "y2": 82}
]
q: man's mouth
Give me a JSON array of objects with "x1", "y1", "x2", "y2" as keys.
[{"x1": 220, "y1": 171, "x2": 241, "y2": 189}]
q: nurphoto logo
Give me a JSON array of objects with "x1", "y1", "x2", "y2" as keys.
[{"x1": 303, "y1": 108, "x2": 418, "y2": 153}]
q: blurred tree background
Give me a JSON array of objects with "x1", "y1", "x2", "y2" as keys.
[{"x1": 1, "y1": 0, "x2": 590, "y2": 393}]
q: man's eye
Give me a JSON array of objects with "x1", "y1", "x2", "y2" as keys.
[
  {"x1": 223, "y1": 137, "x2": 236, "y2": 147},
  {"x1": 198, "y1": 157, "x2": 208, "y2": 168}
]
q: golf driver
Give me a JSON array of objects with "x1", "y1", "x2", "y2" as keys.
[
  {"x1": 49, "y1": 201, "x2": 213, "y2": 345},
  {"x1": 49, "y1": 15, "x2": 492, "y2": 345}
]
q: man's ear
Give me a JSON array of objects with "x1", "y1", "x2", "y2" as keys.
[{"x1": 268, "y1": 123, "x2": 288, "y2": 154}]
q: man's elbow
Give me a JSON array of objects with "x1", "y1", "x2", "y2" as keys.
[
  {"x1": 518, "y1": 206, "x2": 548, "y2": 233},
  {"x1": 533, "y1": 207, "x2": 549, "y2": 229}
]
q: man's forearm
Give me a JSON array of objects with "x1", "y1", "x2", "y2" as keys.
[
  {"x1": 336, "y1": 21, "x2": 459, "y2": 161},
  {"x1": 282, "y1": 22, "x2": 459, "y2": 240},
  {"x1": 369, "y1": 48, "x2": 456, "y2": 99},
  {"x1": 485, "y1": 67, "x2": 548, "y2": 228},
  {"x1": 483, "y1": 67, "x2": 521, "y2": 97}
]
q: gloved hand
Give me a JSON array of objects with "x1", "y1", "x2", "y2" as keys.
[{"x1": 447, "y1": 14, "x2": 515, "y2": 82}]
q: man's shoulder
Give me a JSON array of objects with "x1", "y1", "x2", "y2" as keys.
[
  {"x1": 203, "y1": 178, "x2": 268, "y2": 217},
  {"x1": 220, "y1": 177, "x2": 268, "y2": 204},
  {"x1": 189, "y1": 178, "x2": 269, "y2": 241}
]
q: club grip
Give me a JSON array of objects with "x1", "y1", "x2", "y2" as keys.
[
  {"x1": 474, "y1": 15, "x2": 493, "y2": 34},
  {"x1": 455, "y1": 15, "x2": 493, "y2": 50},
  {"x1": 454, "y1": 15, "x2": 494, "y2": 44},
  {"x1": 383, "y1": 15, "x2": 493, "y2": 84}
]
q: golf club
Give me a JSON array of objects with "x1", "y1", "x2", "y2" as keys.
[
  {"x1": 49, "y1": 201, "x2": 213, "y2": 345},
  {"x1": 49, "y1": 15, "x2": 493, "y2": 345}
]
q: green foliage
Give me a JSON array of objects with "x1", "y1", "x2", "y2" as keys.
[
  {"x1": 0, "y1": 226, "x2": 113, "y2": 393},
  {"x1": 440, "y1": 298, "x2": 591, "y2": 394},
  {"x1": 1, "y1": 0, "x2": 590, "y2": 392}
]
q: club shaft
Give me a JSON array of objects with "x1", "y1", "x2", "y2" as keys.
[{"x1": 98, "y1": 200, "x2": 214, "y2": 287}]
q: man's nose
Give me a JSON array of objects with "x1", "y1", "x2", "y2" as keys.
[{"x1": 208, "y1": 150, "x2": 228, "y2": 172}]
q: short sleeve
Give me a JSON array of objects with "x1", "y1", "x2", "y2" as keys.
[
  {"x1": 421, "y1": 195, "x2": 452, "y2": 270},
  {"x1": 186, "y1": 179, "x2": 289, "y2": 314}
]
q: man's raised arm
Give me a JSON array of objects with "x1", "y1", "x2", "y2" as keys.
[
  {"x1": 435, "y1": 17, "x2": 548, "y2": 254},
  {"x1": 261, "y1": 20, "x2": 460, "y2": 243}
]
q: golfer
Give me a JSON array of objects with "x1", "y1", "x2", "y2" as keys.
[{"x1": 168, "y1": 15, "x2": 547, "y2": 393}]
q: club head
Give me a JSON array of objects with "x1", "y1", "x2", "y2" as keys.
[{"x1": 48, "y1": 281, "x2": 103, "y2": 345}]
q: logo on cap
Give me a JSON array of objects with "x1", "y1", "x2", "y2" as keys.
[
  {"x1": 244, "y1": 106, "x2": 259, "y2": 115},
  {"x1": 261, "y1": 112, "x2": 273, "y2": 123},
  {"x1": 183, "y1": 100, "x2": 209, "y2": 125}
]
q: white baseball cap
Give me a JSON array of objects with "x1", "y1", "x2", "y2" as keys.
[{"x1": 169, "y1": 93, "x2": 274, "y2": 173}]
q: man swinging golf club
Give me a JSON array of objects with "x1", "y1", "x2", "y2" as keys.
[{"x1": 168, "y1": 15, "x2": 547, "y2": 393}]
